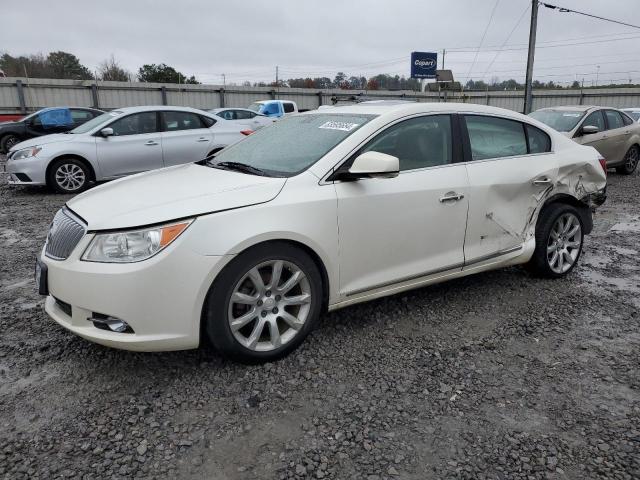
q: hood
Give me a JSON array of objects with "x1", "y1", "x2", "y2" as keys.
[
  {"x1": 10, "y1": 133, "x2": 77, "y2": 152},
  {"x1": 66, "y1": 163, "x2": 287, "y2": 230}
]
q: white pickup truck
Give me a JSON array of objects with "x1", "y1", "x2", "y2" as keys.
[{"x1": 247, "y1": 100, "x2": 300, "y2": 119}]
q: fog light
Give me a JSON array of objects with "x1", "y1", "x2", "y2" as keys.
[{"x1": 88, "y1": 313, "x2": 134, "y2": 333}]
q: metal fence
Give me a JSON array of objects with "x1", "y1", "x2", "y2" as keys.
[{"x1": 2, "y1": 77, "x2": 640, "y2": 115}]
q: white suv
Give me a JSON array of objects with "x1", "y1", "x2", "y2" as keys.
[{"x1": 6, "y1": 106, "x2": 251, "y2": 193}]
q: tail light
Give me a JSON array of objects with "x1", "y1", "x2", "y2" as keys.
[
  {"x1": 598, "y1": 155, "x2": 607, "y2": 176},
  {"x1": 240, "y1": 130, "x2": 254, "y2": 136}
]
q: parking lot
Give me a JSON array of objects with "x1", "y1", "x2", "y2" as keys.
[{"x1": 0, "y1": 153, "x2": 638, "y2": 479}]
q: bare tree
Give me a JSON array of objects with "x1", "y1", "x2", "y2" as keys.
[{"x1": 98, "y1": 55, "x2": 131, "y2": 82}]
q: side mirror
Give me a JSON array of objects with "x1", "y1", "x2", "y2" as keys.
[
  {"x1": 347, "y1": 151, "x2": 399, "y2": 179},
  {"x1": 581, "y1": 125, "x2": 599, "y2": 135},
  {"x1": 100, "y1": 127, "x2": 114, "y2": 137}
]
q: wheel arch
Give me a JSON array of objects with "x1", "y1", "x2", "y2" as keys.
[
  {"x1": 199, "y1": 238, "x2": 331, "y2": 345},
  {"x1": 539, "y1": 193, "x2": 593, "y2": 234},
  {"x1": 46, "y1": 154, "x2": 96, "y2": 185}
]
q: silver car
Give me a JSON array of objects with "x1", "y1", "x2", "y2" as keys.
[
  {"x1": 6, "y1": 106, "x2": 250, "y2": 193},
  {"x1": 208, "y1": 107, "x2": 275, "y2": 130},
  {"x1": 529, "y1": 106, "x2": 640, "y2": 175}
]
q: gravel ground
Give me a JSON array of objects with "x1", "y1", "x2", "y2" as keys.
[{"x1": 0, "y1": 155, "x2": 638, "y2": 480}]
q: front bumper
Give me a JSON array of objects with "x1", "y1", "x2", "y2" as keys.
[
  {"x1": 40, "y1": 233, "x2": 232, "y2": 352},
  {"x1": 5, "y1": 153, "x2": 49, "y2": 185}
]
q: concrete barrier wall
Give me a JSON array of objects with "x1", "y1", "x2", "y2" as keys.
[{"x1": 2, "y1": 77, "x2": 640, "y2": 115}]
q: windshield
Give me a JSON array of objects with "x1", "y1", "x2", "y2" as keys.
[
  {"x1": 70, "y1": 111, "x2": 123, "y2": 134},
  {"x1": 208, "y1": 113, "x2": 376, "y2": 177},
  {"x1": 529, "y1": 110, "x2": 586, "y2": 132}
]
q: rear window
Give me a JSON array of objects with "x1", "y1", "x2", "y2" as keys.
[{"x1": 283, "y1": 102, "x2": 295, "y2": 113}]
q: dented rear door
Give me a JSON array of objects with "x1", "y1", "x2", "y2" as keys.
[{"x1": 461, "y1": 114, "x2": 559, "y2": 264}]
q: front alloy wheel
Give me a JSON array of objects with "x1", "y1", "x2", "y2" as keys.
[
  {"x1": 546, "y1": 213, "x2": 582, "y2": 274},
  {"x1": 204, "y1": 242, "x2": 323, "y2": 363},
  {"x1": 48, "y1": 157, "x2": 90, "y2": 194},
  {"x1": 228, "y1": 260, "x2": 312, "y2": 352}
]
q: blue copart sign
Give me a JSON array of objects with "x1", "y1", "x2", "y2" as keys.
[{"x1": 410, "y1": 52, "x2": 438, "y2": 79}]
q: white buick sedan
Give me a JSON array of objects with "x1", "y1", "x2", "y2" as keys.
[{"x1": 36, "y1": 102, "x2": 607, "y2": 363}]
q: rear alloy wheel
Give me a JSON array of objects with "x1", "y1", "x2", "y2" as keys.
[
  {"x1": 0, "y1": 134, "x2": 20, "y2": 154},
  {"x1": 546, "y1": 213, "x2": 582, "y2": 274},
  {"x1": 526, "y1": 203, "x2": 584, "y2": 278},
  {"x1": 48, "y1": 158, "x2": 91, "y2": 194},
  {"x1": 616, "y1": 145, "x2": 639, "y2": 175},
  {"x1": 204, "y1": 243, "x2": 322, "y2": 363}
]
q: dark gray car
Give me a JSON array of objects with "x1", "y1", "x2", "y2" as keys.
[{"x1": 0, "y1": 107, "x2": 103, "y2": 153}]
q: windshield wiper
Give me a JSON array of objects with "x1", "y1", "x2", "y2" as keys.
[{"x1": 213, "y1": 161, "x2": 268, "y2": 176}]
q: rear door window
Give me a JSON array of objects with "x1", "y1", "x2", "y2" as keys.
[
  {"x1": 604, "y1": 110, "x2": 624, "y2": 130},
  {"x1": 283, "y1": 102, "x2": 295, "y2": 113},
  {"x1": 464, "y1": 115, "x2": 528, "y2": 160},
  {"x1": 162, "y1": 111, "x2": 206, "y2": 131},
  {"x1": 234, "y1": 110, "x2": 254, "y2": 120}
]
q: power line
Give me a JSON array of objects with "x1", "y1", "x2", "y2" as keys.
[
  {"x1": 541, "y1": 2, "x2": 640, "y2": 30},
  {"x1": 466, "y1": 0, "x2": 501, "y2": 78},
  {"x1": 478, "y1": 3, "x2": 531, "y2": 81}
]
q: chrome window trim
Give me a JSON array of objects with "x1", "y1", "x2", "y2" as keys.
[{"x1": 320, "y1": 111, "x2": 556, "y2": 185}]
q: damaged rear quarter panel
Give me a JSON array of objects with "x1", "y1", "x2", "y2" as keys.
[{"x1": 463, "y1": 139, "x2": 606, "y2": 264}]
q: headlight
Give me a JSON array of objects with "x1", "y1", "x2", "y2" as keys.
[
  {"x1": 12, "y1": 146, "x2": 42, "y2": 160},
  {"x1": 81, "y1": 220, "x2": 192, "y2": 263}
]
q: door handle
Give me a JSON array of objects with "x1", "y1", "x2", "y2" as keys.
[
  {"x1": 145, "y1": 140, "x2": 159, "y2": 146},
  {"x1": 532, "y1": 177, "x2": 552, "y2": 185},
  {"x1": 196, "y1": 137, "x2": 209, "y2": 142},
  {"x1": 439, "y1": 192, "x2": 464, "y2": 203}
]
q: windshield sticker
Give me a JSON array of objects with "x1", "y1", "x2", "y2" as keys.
[
  {"x1": 319, "y1": 121, "x2": 360, "y2": 132},
  {"x1": 562, "y1": 113, "x2": 581, "y2": 117}
]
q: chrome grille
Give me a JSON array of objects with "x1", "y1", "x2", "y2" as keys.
[{"x1": 45, "y1": 208, "x2": 86, "y2": 260}]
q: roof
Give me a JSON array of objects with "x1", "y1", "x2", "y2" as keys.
[
  {"x1": 306, "y1": 101, "x2": 532, "y2": 119},
  {"x1": 210, "y1": 107, "x2": 253, "y2": 112},
  {"x1": 109, "y1": 105, "x2": 209, "y2": 114}
]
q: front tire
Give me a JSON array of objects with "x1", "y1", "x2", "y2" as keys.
[
  {"x1": 616, "y1": 145, "x2": 639, "y2": 175},
  {"x1": 204, "y1": 242, "x2": 323, "y2": 363},
  {"x1": 47, "y1": 157, "x2": 91, "y2": 194},
  {"x1": 527, "y1": 203, "x2": 584, "y2": 278}
]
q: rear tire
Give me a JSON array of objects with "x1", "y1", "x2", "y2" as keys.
[
  {"x1": 526, "y1": 203, "x2": 584, "y2": 278},
  {"x1": 616, "y1": 145, "x2": 639, "y2": 175},
  {"x1": 203, "y1": 242, "x2": 323, "y2": 364},
  {"x1": 0, "y1": 134, "x2": 20, "y2": 154},
  {"x1": 47, "y1": 157, "x2": 91, "y2": 194}
]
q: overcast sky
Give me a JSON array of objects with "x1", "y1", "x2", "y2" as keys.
[{"x1": 2, "y1": 0, "x2": 640, "y2": 86}]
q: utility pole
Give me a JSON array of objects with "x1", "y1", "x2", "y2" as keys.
[
  {"x1": 222, "y1": 73, "x2": 226, "y2": 87},
  {"x1": 275, "y1": 65, "x2": 279, "y2": 86},
  {"x1": 523, "y1": 0, "x2": 538, "y2": 114},
  {"x1": 596, "y1": 65, "x2": 600, "y2": 86},
  {"x1": 442, "y1": 49, "x2": 446, "y2": 69}
]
